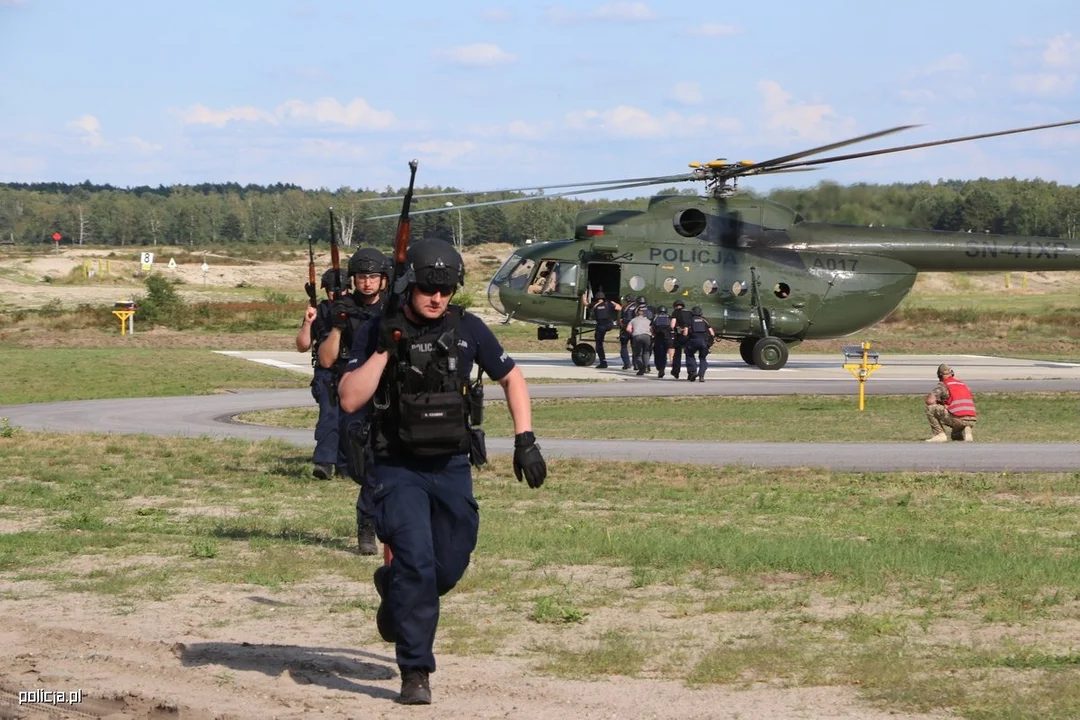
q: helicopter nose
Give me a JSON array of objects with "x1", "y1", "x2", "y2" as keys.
[{"x1": 487, "y1": 282, "x2": 506, "y2": 314}]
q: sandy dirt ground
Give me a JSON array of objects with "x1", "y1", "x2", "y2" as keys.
[
  {"x1": 0, "y1": 576, "x2": 952, "y2": 720},
  {"x1": 3, "y1": 244, "x2": 1079, "y2": 313}
]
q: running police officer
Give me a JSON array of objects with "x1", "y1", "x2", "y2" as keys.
[
  {"x1": 618, "y1": 293, "x2": 636, "y2": 370},
  {"x1": 318, "y1": 247, "x2": 388, "y2": 555},
  {"x1": 296, "y1": 268, "x2": 349, "y2": 480},
  {"x1": 590, "y1": 291, "x2": 620, "y2": 369},
  {"x1": 669, "y1": 299, "x2": 691, "y2": 380},
  {"x1": 338, "y1": 238, "x2": 547, "y2": 706},
  {"x1": 651, "y1": 305, "x2": 672, "y2": 378},
  {"x1": 683, "y1": 306, "x2": 715, "y2": 382}
]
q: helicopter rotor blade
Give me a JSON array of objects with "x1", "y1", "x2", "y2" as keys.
[
  {"x1": 362, "y1": 174, "x2": 697, "y2": 220},
  {"x1": 764, "y1": 118, "x2": 1080, "y2": 172},
  {"x1": 728, "y1": 125, "x2": 920, "y2": 177},
  {"x1": 356, "y1": 174, "x2": 692, "y2": 202}
]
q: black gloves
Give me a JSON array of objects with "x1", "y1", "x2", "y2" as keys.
[
  {"x1": 331, "y1": 299, "x2": 354, "y2": 330},
  {"x1": 377, "y1": 315, "x2": 409, "y2": 356},
  {"x1": 513, "y1": 431, "x2": 547, "y2": 489}
]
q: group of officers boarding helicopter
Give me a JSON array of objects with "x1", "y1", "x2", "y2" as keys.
[{"x1": 586, "y1": 292, "x2": 716, "y2": 382}]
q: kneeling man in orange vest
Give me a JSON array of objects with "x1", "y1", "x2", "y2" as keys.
[{"x1": 925, "y1": 363, "x2": 977, "y2": 442}]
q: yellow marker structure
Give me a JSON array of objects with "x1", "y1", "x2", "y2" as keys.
[
  {"x1": 112, "y1": 300, "x2": 136, "y2": 335},
  {"x1": 842, "y1": 342, "x2": 882, "y2": 411}
]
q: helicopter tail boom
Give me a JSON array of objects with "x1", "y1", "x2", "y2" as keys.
[{"x1": 791, "y1": 224, "x2": 1080, "y2": 273}]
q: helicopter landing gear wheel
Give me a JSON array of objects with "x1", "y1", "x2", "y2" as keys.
[
  {"x1": 752, "y1": 337, "x2": 789, "y2": 371},
  {"x1": 739, "y1": 337, "x2": 758, "y2": 366},
  {"x1": 571, "y1": 343, "x2": 596, "y2": 367}
]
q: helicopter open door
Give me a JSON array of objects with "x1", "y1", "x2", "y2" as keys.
[{"x1": 583, "y1": 262, "x2": 621, "y2": 320}]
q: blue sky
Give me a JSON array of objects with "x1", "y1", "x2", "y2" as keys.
[{"x1": 2, "y1": 0, "x2": 1079, "y2": 197}]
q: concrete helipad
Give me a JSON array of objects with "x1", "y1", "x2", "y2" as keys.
[{"x1": 216, "y1": 350, "x2": 1080, "y2": 396}]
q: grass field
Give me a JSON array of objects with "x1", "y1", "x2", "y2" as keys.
[
  {"x1": 0, "y1": 348, "x2": 309, "y2": 404},
  {"x1": 236, "y1": 392, "x2": 1080, "y2": 443},
  {"x1": 1, "y1": 430, "x2": 1079, "y2": 718}
]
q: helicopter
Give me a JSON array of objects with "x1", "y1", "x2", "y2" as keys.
[{"x1": 367, "y1": 119, "x2": 1080, "y2": 370}]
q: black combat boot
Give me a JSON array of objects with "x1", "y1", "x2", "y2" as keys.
[
  {"x1": 687, "y1": 372, "x2": 696, "y2": 382},
  {"x1": 312, "y1": 464, "x2": 334, "y2": 480},
  {"x1": 358, "y1": 521, "x2": 378, "y2": 556},
  {"x1": 398, "y1": 668, "x2": 432, "y2": 705},
  {"x1": 596, "y1": 361, "x2": 608, "y2": 369}
]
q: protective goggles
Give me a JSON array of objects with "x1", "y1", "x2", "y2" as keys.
[{"x1": 415, "y1": 282, "x2": 456, "y2": 297}]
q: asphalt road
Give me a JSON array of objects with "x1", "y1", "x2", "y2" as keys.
[{"x1": 2, "y1": 352, "x2": 1078, "y2": 472}]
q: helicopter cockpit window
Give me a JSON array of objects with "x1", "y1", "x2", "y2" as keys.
[
  {"x1": 663, "y1": 277, "x2": 679, "y2": 293},
  {"x1": 494, "y1": 254, "x2": 535, "y2": 291},
  {"x1": 528, "y1": 260, "x2": 561, "y2": 295},
  {"x1": 629, "y1": 275, "x2": 646, "y2": 292},
  {"x1": 702, "y1": 279, "x2": 719, "y2": 295}
]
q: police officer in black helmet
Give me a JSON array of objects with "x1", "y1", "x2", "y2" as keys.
[
  {"x1": 296, "y1": 267, "x2": 350, "y2": 480},
  {"x1": 618, "y1": 293, "x2": 636, "y2": 370},
  {"x1": 669, "y1": 299, "x2": 692, "y2": 379},
  {"x1": 651, "y1": 305, "x2": 672, "y2": 378},
  {"x1": 589, "y1": 291, "x2": 621, "y2": 369},
  {"x1": 338, "y1": 238, "x2": 547, "y2": 706},
  {"x1": 682, "y1": 305, "x2": 716, "y2": 382},
  {"x1": 318, "y1": 247, "x2": 388, "y2": 555}
]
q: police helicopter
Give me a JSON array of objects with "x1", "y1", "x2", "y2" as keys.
[{"x1": 367, "y1": 119, "x2": 1080, "y2": 370}]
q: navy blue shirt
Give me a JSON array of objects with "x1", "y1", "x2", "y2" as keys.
[{"x1": 346, "y1": 308, "x2": 516, "y2": 382}]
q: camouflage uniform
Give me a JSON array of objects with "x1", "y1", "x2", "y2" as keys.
[{"x1": 925, "y1": 381, "x2": 977, "y2": 440}]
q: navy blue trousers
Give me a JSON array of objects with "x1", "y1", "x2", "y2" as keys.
[
  {"x1": 685, "y1": 337, "x2": 710, "y2": 378},
  {"x1": 370, "y1": 455, "x2": 479, "y2": 673},
  {"x1": 310, "y1": 368, "x2": 339, "y2": 466},
  {"x1": 594, "y1": 321, "x2": 613, "y2": 363},
  {"x1": 340, "y1": 409, "x2": 375, "y2": 524},
  {"x1": 653, "y1": 335, "x2": 671, "y2": 373}
]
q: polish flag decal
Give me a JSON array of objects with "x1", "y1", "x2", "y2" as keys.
[{"x1": 586, "y1": 225, "x2": 604, "y2": 236}]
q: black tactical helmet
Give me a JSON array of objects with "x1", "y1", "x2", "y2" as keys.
[
  {"x1": 348, "y1": 247, "x2": 387, "y2": 276},
  {"x1": 320, "y1": 268, "x2": 350, "y2": 290},
  {"x1": 406, "y1": 238, "x2": 465, "y2": 288},
  {"x1": 673, "y1": 299, "x2": 686, "y2": 308},
  {"x1": 595, "y1": 291, "x2": 606, "y2": 300},
  {"x1": 657, "y1": 306, "x2": 667, "y2": 314},
  {"x1": 691, "y1": 305, "x2": 703, "y2": 316},
  {"x1": 637, "y1": 295, "x2": 647, "y2": 304},
  {"x1": 623, "y1": 293, "x2": 633, "y2": 303}
]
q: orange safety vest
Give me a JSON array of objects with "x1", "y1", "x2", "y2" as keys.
[{"x1": 943, "y1": 377, "x2": 977, "y2": 418}]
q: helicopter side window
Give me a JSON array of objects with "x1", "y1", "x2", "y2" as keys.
[
  {"x1": 703, "y1": 279, "x2": 719, "y2": 295},
  {"x1": 528, "y1": 259, "x2": 561, "y2": 294},
  {"x1": 497, "y1": 255, "x2": 535, "y2": 291}
]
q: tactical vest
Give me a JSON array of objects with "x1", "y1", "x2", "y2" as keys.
[
  {"x1": 372, "y1": 306, "x2": 476, "y2": 459},
  {"x1": 673, "y1": 308, "x2": 691, "y2": 328},
  {"x1": 621, "y1": 303, "x2": 637, "y2": 323},
  {"x1": 943, "y1": 377, "x2": 977, "y2": 418},
  {"x1": 652, "y1": 312, "x2": 671, "y2": 337},
  {"x1": 690, "y1": 317, "x2": 710, "y2": 338},
  {"x1": 333, "y1": 293, "x2": 382, "y2": 376},
  {"x1": 593, "y1": 300, "x2": 614, "y2": 324}
]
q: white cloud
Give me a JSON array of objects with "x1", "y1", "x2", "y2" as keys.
[
  {"x1": 278, "y1": 97, "x2": 395, "y2": 128},
  {"x1": 672, "y1": 81, "x2": 703, "y2": 105},
  {"x1": 688, "y1": 22, "x2": 740, "y2": 37},
  {"x1": 563, "y1": 105, "x2": 736, "y2": 139},
  {"x1": 757, "y1": 80, "x2": 853, "y2": 142},
  {"x1": 480, "y1": 7, "x2": 511, "y2": 22},
  {"x1": 180, "y1": 97, "x2": 395, "y2": 129},
  {"x1": 1043, "y1": 32, "x2": 1080, "y2": 68},
  {"x1": 126, "y1": 136, "x2": 163, "y2": 154},
  {"x1": 1010, "y1": 73, "x2": 1077, "y2": 95},
  {"x1": 507, "y1": 120, "x2": 551, "y2": 139},
  {"x1": 402, "y1": 139, "x2": 478, "y2": 166},
  {"x1": 66, "y1": 114, "x2": 103, "y2": 146},
  {"x1": 434, "y1": 43, "x2": 516, "y2": 67},
  {"x1": 591, "y1": 2, "x2": 656, "y2": 21},
  {"x1": 923, "y1": 53, "x2": 969, "y2": 74},
  {"x1": 297, "y1": 138, "x2": 368, "y2": 160}
]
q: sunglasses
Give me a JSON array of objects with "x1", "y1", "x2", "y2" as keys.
[{"x1": 415, "y1": 283, "x2": 456, "y2": 297}]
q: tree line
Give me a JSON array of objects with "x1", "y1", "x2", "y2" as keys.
[{"x1": 1, "y1": 177, "x2": 1078, "y2": 249}]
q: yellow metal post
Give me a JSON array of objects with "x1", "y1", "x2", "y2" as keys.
[
  {"x1": 842, "y1": 341, "x2": 883, "y2": 411},
  {"x1": 111, "y1": 310, "x2": 134, "y2": 335}
]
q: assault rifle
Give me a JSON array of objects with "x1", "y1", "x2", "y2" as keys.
[
  {"x1": 383, "y1": 159, "x2": 420, "y2": 347},
  {"x1": 329, "y1": 207, "x2": 343, "y2": 297},
  {"x1": 305, "y1": 234, "x2": 318, "y2": 308}
]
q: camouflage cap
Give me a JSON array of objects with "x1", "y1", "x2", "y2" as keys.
[{"x1": 937, "y1": 363, "x2": 953, "y2": 376}]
